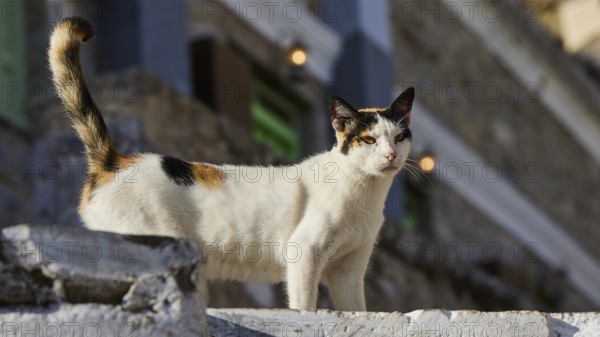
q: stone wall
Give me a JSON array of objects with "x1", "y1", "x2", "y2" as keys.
[
  {"x1": 391, "y1": 0, "x2": 600, "y2": 259},
  {"x1": 390, "y1": 0, "x2": 600, "y2": 310},
  {"x1": 37, "y1": 68, "x2": 277, "y2": 165},
  {"x1": 427, "y1": 183, "x2": 590, "y2": 311}
]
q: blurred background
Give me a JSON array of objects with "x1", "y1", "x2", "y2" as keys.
[{"x1": 1, "y1": 0, "x2": 600, "y2": 312}]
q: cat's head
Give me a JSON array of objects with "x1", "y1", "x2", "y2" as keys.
[{"x1": 330, "y1": 87, "x2": 414, "y2": 177}]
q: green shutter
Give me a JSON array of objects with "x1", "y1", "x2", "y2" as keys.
[
  {"x1": 250, "y1": 77, "x2": 304, "y2": 160},
  {"x1": 252, "y1": 101, "x2": 301, "y2": 159},
  {"x1": 0, "y1": 0, "x2": 28, "y2": 129}
]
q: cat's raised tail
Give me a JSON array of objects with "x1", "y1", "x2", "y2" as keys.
[{"x1": 49, "y1": 17, "x2": 116, "y2": 172}]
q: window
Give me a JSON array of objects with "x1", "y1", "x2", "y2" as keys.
[
  {"x1": 250, "y1": 76, "x2": 304, "y2": 160},
  {"x1": 191, "y1": 37, "x2": 307, "y2": 160}
]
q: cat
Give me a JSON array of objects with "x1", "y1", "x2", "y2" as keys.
[{"x1": 49, "y1": 17, "x2": 414, "y2": 311}]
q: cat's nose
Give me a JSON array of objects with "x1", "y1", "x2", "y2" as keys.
[{"x1": 385, "y1": 152, "x2": 397, "y2": 162}]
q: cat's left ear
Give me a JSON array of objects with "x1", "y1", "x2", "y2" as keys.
[
  {"x1": 391, "y1": 87, "x2": 415, "y2": 125},
  {"x1": 330, "y1": 95, "x2": 358, "y2": 132}
]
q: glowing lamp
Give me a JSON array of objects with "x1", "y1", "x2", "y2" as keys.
[
  {"x1": 419, "y1": 155, "x2": 436, "y2": 173},
  {"x1": 289, "y1": 46, "x2": 308, "y2": 66}
]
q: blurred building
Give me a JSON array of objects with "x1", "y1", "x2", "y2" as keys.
[
  {"x1": 530, "y1": 0, "x2": 600, "y2": 73},
  {"x1": 1, "y1": 0, "x2": 599, "y2": 311}
]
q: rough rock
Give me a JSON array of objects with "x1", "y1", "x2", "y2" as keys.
[{"x1": 0, "y1": 224, "x2": 207, "y2": 336}]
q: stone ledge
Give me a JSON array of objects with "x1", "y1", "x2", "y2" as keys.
[
  {"x1": 207, "y1": 308, "x2": 600, "y2": 337},
  {"x1": 0, "y1": 224, "x2": 207, "y2": 336},
  {"x1": 0, "y1": 303, "x2": 205, "y2": 336}
]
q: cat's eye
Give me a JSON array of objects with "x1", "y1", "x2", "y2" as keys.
[
  {"x1": 395, "y1": 134, "x2": 405, "y2": 143},
  {"x1": 360, "y1": 136, "x2": 376, "y2": 144}
]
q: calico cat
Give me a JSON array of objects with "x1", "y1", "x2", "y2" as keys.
[{"x1": 49, "y1": 17, "x2": 414, "y2": 311}]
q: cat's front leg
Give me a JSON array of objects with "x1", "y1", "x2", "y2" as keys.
[
  {"x1": 286, "y1": 241, "x2": 326, "y2": 310},
  {"x1": 322, "y1": 244, "x2": 373, "y2": 311},
  {"x1": 285, "y1": 212, "x2": 331, "y2": 311}
]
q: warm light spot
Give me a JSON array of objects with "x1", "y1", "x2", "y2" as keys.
[
  {"x1": 419, "y1": 156, "x2": 436, "y2": 173},
  {"x1": 290, "y1": 48, "x2": 308, "y2": 66}
]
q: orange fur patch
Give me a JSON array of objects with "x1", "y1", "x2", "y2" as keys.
[
  {"x1": 95, "y1": 154, "x2": 140, "y2": 186},
  {"x1": 335, "y1": 130, "x2": 352, "y2": 152},
  {"x1": 191, "y1": 163, "x2": 225, "y2": 189},
  {"x1": 358, "y1": 108, "x2": 385, "y2": 113},
  {"x1": 336, "y1": 128, "x2": 374, "y2": 152},
  {"x1": 352, "y1": 130, "x2": 375, "y2": 150},
  {"x1": 79, "y1": 182, "x2": 93, "y2": 213},
  {"x1": 79, "y1": 154, "x2": 141, "y2": 211},
  {"x1": 345, "y1": 137, "x2": 361, "y2": 152},
  {"x1": 358, "y1": 130, "x2": 372, "y2": 138}
]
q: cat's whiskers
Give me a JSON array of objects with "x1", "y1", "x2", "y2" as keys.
[
  {"x1": 365, "y1": 175, "x2": 378, "y2": 203},
  {"x1": 347, "y1": 170, "x2": 385, "y2": 207},
  {"x1": 402, "y1": 158, "x2": 432, "y2": 184},
  {"x1": 349, "y1": 171, "x2": 368, "y2": 198},
  {"x1": 355, "y1": 174, "x2": 371, "y2": 203},
  {"x1": 349, "y1": 171, "x2": 374, "y2": 204}
]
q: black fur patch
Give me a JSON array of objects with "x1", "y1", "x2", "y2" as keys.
[
  {"x1": 86, "y1": 174, "x2": 99, "y2": 199},
  {"x1": 340, "y1": 113, "x2": 377, "y2": 155},
  {"x1": 339, "y1": 110, "x2": 411, "y2": 155},
  {"x1": 379, "y1": 107, "x2": 406, "y2": 125},
  {"x1": 162, "y1": 156, "x2": 194, "y2": 186},
  {"x1": 63, "y1": 17, "x2": 95, "y2": 41},
  {"x1": 103, "y1": 150, "x2": 119, "y2": 172},
  {"x1": 80, "y1": 89, "x2": 96, "y2": 119}
]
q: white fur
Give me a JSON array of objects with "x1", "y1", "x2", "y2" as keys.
[{"x1": 82, "y1": 118, "x2": 411, "y2": 311}]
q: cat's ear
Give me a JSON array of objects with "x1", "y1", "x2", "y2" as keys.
[
  {"x1": 330, "y1": 96, "x2": 358, "y2": 132},
  {"x1": 391, "y1": 87, "x2": 415, "y2": 125}
]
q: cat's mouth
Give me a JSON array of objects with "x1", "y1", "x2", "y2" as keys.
[{"x1": 381, "y1": 165, "x2": 399, "y2": 172}]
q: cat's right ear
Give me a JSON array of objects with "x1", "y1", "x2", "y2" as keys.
[
  {"x1": 391, "y1": 87, "x2": 415, "y2": 125},
  {"x1": 330, "y1": 96, "x2": 357, "y2": 132}
]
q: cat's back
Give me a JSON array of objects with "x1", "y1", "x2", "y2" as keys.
[
  {"x1": 81, "y1": 153, "x2": 200, "y2": 236},
  {"x1": 80, "y1": 153, "x2": 311, "y2": 241}
]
